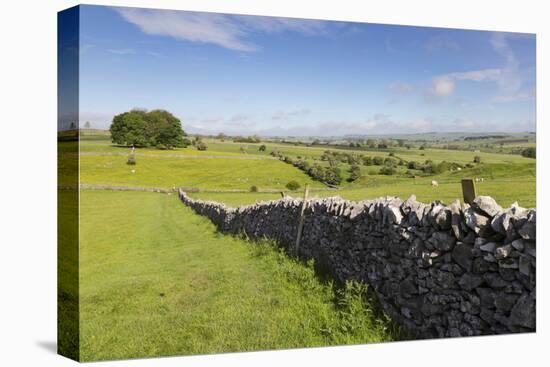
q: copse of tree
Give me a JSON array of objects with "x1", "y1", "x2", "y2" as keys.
[
  {"x1": 285, "y1": 180, "x2": 301, "y2": 191},
  {"x1": 384, "y1": 157, "x2": 398, "y2": 166},
  {"x1": 379, "y1": 165, "x2": 396, "y2": 175},
  {"x1": 259, "y1": 144, "x2": 267, "y2": 152},
  {"x1": 372, "y1": 156, "x2": 384, "y2": 165},
  {"x1": 521, "y1": 147, "x2": 536, "y2": 159},
  {"x1": 474, "y1": 155, "x2": 482, "y2": 163},
  {"x1": 110, "y1": 109, "x2": 187, "y2": 149},
  {"x1": 324, "y1": 166, "x2": 342, "y2": 185},
  {"x1": 348, "y1": 165, "x2": 361, "y2": 182},
  {"x1": 84, "y1": 121, "x2": 91, "y2": 128},
  {"x1": 279, "y1": 154, "x2": 343, "y2": 186},
  {"x1": 362, "y1": 156, "x2": 373, "y2": 166},
  {"x1": 196, "y1": 141, "x2": 208, "y2": 151}
]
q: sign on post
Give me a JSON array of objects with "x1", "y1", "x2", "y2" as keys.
[{"x1": 461, "y1": 179, "x2": 477, "y2": 204}]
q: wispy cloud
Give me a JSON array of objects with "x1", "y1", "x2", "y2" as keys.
[
  {"x1": 424, "y1": 33, "x2": 534, "y2": 103},
  {"x1": 145, "y1": 50, "x2": 165, "y2": 58},
  {"x1": 448, "y1": 68, "x2": 502, "y2": 82},
  {"x1": 114, "y1": 7, "x2": 328, "y2": 52},
  {"x1": 108, "y1": 48, "x2": 136, "y2": 55},
  {"x1": 271, "y1": 108, "x2": 311, "y2": 121},
  {"x1": 489, "y1": 32, "x2": 533, "y2": 103},
  {"x1": 425, "y1": 34, "x2": 460, "y2": 51},
  {"x1": 387, "y1": 82, "x2": 415, "y2": 95}
]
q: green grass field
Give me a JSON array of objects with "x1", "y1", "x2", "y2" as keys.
[
  {"x1": 78, "y1": 190, "x2": 394, "y2": 360},
  {"x1": 79, "y1": 154, "x2": 323, "y2": 190},
  {"x1": 61, "y1": 132, "x2": 535, "y2": 360},
  {"x1": 190, "y1": 176, "x2": 535, "y2": 208},
  {"x1": 79, "y1": 138, "x2": 534, "y2": 164},
  {"x1": 71, "y1": 137, "x2": 536, "y2": 207}
]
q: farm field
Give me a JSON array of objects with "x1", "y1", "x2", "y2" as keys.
[
  {"x1": 79, "y1": 138, "x2": 532, "y2": 164},
  {"x1": 78, "y1": 190, "x2": 394, "y2": 360},
  {"x1": 68, "y1": 133, "x2": 535, "y2": 359},
  {"x1": 79, "y1": 154, "x2": 323, "y2": 190},
  {"x1": 189, "y1": 175, "x2": 536, "y2": 208},
  {"x1": 73, "y1": 137, "x2": 536, "y2": 208}
]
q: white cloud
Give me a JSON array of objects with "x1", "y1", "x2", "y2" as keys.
[
  {"x1": 427, "y1": 68, "x2": 502, "y2": 100},
  {"x1": 425, "y1": 33, "x2": 534, "y2": 103},
  {"x1": 448, "y1": 68, "x2": 502, "y2": 82},
  {"x1": 428, "y1": 76, "x2": 455, "y2": 98},
  {"x1": 115, "y1": 8, "x2": 327, "y2": 52}
]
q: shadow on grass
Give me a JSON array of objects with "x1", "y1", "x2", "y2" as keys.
[{"x1": 236, "y1": 231, "x2": 403, "y2": 342}]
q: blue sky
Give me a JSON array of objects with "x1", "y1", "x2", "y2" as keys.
[{"x1": 77, "y1": 5, "x2": 536, "y2": 136}]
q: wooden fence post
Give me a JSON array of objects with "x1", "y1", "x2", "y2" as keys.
[
  {"x1": 461, "y1": 179, "x2": 477, "y2": 204},
  {"x1": 294, "y1": 184, "x2": 310, "y2": 255}
]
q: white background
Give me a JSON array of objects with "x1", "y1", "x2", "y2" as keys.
[{"x1": 0, "y1": 0, "x2": 547, "y2": 365}]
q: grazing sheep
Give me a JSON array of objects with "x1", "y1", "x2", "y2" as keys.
[
  {"x1": 480, "y1": 177, "x2": 485, "y2": 182},
  {"x1": 475, "y1": 178, "x2": 479, "y2": 182},
  {"x1": 431, "y1": 180, "x2": 439, "y2": 187}
]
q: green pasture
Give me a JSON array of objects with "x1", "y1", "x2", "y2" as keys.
[
  {"x1": 79, "y1": 139, "x2": 246, "y2": 157},
  {"x1": 190, "y1": 176, "x2": 535, "y2": 208},
  {"x1": 78, "y1": 190, "x2": 394, "y2": 361},
  {"x1": 190, "y1": 161, "x2": 536, "y2": 208},
  {"x1": 78, "y1": 138, "x2": 533, "y2": 165},
  {"x1": 79, "y1": 154, "x2": 323, "y2": 190},
  {"x1": 70, "y1": 135, "x2": 536, "y2": 207}
]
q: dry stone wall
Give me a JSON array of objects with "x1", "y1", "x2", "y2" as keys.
[{"x1": 178, "y1": 189, "x2": 536, "y2": 339}]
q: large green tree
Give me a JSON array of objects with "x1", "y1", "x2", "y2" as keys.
[{"x1": 110, "y1": 109, "x2": 187, "y2": 149}]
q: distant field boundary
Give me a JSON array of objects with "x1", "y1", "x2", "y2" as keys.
[
  {"x1": 78, "y1": 152, "x2": 277, "y2": 160},
  {"x1": 63, "y1": 183, "x2": 339, "y2": 194}
]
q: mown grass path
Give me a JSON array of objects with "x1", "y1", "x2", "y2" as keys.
[{"x1": 79, "y1": 190, "x2": 393, "y2": 361}]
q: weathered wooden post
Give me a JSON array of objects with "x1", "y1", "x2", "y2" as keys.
[
  {"x1": 294, "y1": 184, "x2": 310, "y2": 256},
  {"x1": 461, "y1": 178, "x2": 477, "y2": 204}
]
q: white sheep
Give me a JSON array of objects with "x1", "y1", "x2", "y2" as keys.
[{"x1": 431, "y1": 180, "x2": 439, "y2": 187}]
